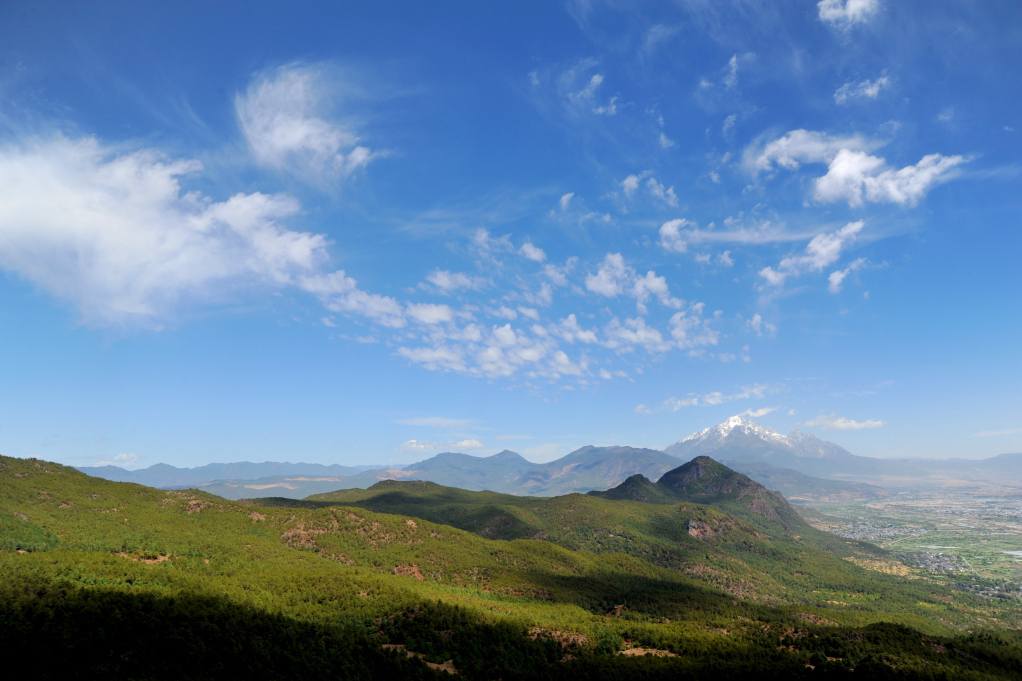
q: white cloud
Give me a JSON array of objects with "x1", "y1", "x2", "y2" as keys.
[
  {"x1": 586, "y1": 253, "x2": 684, "y2": 314},
  {"x1": 828, "y1": 257, "x2": 867, "y2": 293},
  {"x1": 407, "y1": 303, "x2": 455, "y2": 325},
  {"x1": 621, "y1": 174, "x2": 642, "y2": 197},
  {"x1": 565, "y1": 69, "x2": 617, "y2": 116},
  {"x1": 634, "y1": 404, "x2": 652, "y2": 414},
  {"x1": 835, "y1": 74, "x2": 890, "y2": 104},
  {"x1": 551, "y1": 314, "x2": 598, "y2": 344},
  {"x1": 585, "y1": 253, "x2": 629, "y2": 297},
  {"x1": 804, "y1": 413, "x2": 886, "y2": 430},
  {"x1": 663, "y1": 396, "x2": 699, "y2": 411},
  {"x1": 0, "y1": 136, "x2": 346, "y2": 327},
  {"x1": 95, "y1": 452, "x2": 140, "y2": 469},
  {"x1": 659, "y1": 218, "x2": 693, "y2": 253},
  {"x1": 759, "y1": 221, "x2": 864, "y2": 288},
  {"x1": 520, "y1": 242, "x2": 547, "y2": 262},
  {"x1": 236, "y1": 63, "x2": 373, "y2": 182},
  {"x1": 632, "y1": 271, "x2": 683, "y2": 313},
  {"x1": 722, "y1": 114, "x2": 737, "y2": 137},
  {"x1": 397, "y1": 346, "x2": 468, "y2": 373},
  {"x1": 424, "y1": 270, "x2": 487, "y2": 294},
  {"x1": 395, "y1": 438, "x2": 485, "y2": 455},
  {"x1": 746, "y1": 313, "x2": 777, "y2": 336},
  {"x1": 646, "y1": 177, "x2": 678, "y2": 206},
  {"x1": 718, "y1": 251, "x2": 734, "y2": 267},
  {"x1": 659, "y1": 132, "x2": 676, "y2": 149},
  {"x1": 559, "y1": 192, "x2": 574, "y2": 211},
  {"x1": 743, "y1": 407, "x2": 777, "y2": 418},
  {"x1": 814, "y1": 150, "x2": 964, "y2": 207},
  {"x1": 604, "y1": 317, "x2": 671, "y2": 353},
  {"x1": 817, "y1": 0, "x2": 879, "y2": 28},
  {"x1": 668, "y1": 306, "x2": 719, "y2": 349},
  {"x1": 660, "y1": 383, "x2": 779, "y2": 412},
  {"x1": 974, "y1": 428, "x2": 1022, "y2": 437},
  {"x1": 301, "y1": 271, "x2": 406, "y2": 328},
  {"x1": 748, "y1": 129, "x2": 873, "y2": 173},
  {"x1": 750, "y1": 129, "x2": 963, "y2": 207},
  {"x1": 723, "y1": 54, "x2": 739, "y2": 90}
]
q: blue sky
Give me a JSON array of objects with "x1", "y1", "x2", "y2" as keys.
[{"x1": 0, "y1": 0, "x2": 1019, "y2": 468}]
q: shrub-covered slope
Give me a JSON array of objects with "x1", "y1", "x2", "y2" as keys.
[{"x1": 2, "y1": 454, "x2": 1021, "y2": 679}]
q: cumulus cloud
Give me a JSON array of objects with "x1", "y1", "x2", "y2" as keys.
[
  {"x1": 586, "y1": 253, "x2": 684, "y2": 314},
  {"x1": 0, "y1": 136, "x2": 351, "y2": 327},
  {"x1": 835, "y1": 74, "x2": 890, "y2": 104},
  {"x1": 520, "y1": 242, "x2": 547, "y2": 262},
  {"x1": 236, "y1": 63, "x2": 373, "y2": 182},
  {"x1": 658, "y1": 218, "x2": 693, "y2": 253},
  {"x1": 748, "y1": 129, "x2": 873, "y2": 173},
  {"x1": 422, "y1": 270, "x2": 487, "y2": 294},
  {"x1": 818, "y1": 0, "x2": 878, "y2": 28},
  {"x1": 759, "y1": 221, "x2": 864, "y2": 288},
  {"x1": 746, "y1": 313, "x2": 777, "y2": 336},
  {"x1": 814, "y1": 150, "x2": 964, "y2": 207},
  {"x1": 828, "y1": 257, "x2": 867, "y2": 292},
  {"x1": 621, "y1": 173, "x2": 643, "y2": 197},
  {"x1": 299, "y1": 271, "x2": 406, "y2": 328},
  {"x1": 407, "y1": 303, "x2": 455, "y2": 325},
  {"x1": 743, "y1": 407, "x2": 777, "y2": 418},
  {"x1": 749, "y1": 129, "x2": 963, "y2": 207},
  {"x1": 646, "y1": 177, "x2": 678, "y2": 206},
  {"x1": 804, "y1": 413, "x2": 886, "y2": 430}
]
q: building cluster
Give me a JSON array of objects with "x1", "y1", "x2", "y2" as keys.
[
  {"x1": 825, "y1": 521, "x2": 916, "y2": 542},
  {"x1": 893, "y1": 551, "x2": 969, "y2": 574}
]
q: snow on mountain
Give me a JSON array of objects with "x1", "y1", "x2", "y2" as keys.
[{"x1": 666, "y1": 415, "x2": 853, "y2": 462}]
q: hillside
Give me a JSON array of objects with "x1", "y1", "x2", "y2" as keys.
[
  {"x1": 592, "y1": 456, "x2": 807, "y2": 536},
  {"x1": 3, "y1": 454, "x2": 1022, "y2": 678}
]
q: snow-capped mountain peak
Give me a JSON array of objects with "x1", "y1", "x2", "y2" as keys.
[
  {"x1": 680, "y1": 414, "x2": 787, "y2": 445},
  {"x1": 667, "y1": 415, "x2": 853, "y2": 461}
]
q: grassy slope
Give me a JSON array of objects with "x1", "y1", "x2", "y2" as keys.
[
  {"x1": 303, "y1": 478, "x2": 1013, "y2": 632},
  {"x1": 2, "y1": 455, "x2": 1021, "y2": 679}
]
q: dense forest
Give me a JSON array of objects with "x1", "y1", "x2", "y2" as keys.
[{"x1": 2, "y1": 454, "x2": 1020, "y2": 679}]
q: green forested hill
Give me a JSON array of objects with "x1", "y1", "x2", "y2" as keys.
[{"x1": 2, "y1": 454, "x2": 1021, "y2": 680}]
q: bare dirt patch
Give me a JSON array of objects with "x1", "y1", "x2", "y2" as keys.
[
  {"x1": 394, "y1": 564, "x2": 425, "y2": 580},
  {"x1": 248, "y1": 512, "x2": 266, "y2": 523},
  {"x1": 620, "y1": 647, "x2": 677, "y2": 658},
  {"x1": 382, "y1": 644, "x2": 457, "y2": 675},
  {"x1": 794, "y1": 612, "x2": 839, "y2": 626},
  {"x1": 117, "y1": 552, "x2": 172, "y2": 565}
]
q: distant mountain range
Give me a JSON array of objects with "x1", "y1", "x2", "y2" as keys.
[
  {"x1": 76, "y1": 414, "x2": 1022, "y2": 501},
  {"x1": 666, "y1": 415, "x2": 1022, "y2": 490},
  {"x1": 76, "y1": 461, "x2": 383, "y2": 489}
]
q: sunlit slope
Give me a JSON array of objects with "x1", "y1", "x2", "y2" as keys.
[
  {"x1": 3, "y1": 454, "x2": 1022, "y2": 679},
  {"x1": 302, "y1": 469, "x2": 972, "y2": 619}
]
